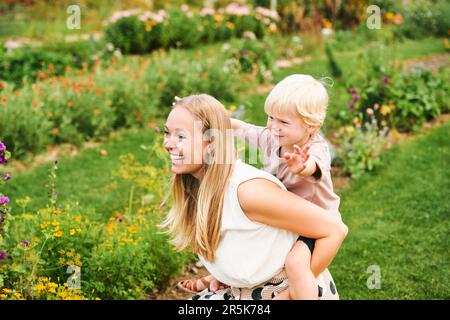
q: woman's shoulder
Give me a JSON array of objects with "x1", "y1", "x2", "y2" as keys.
[{"x1": 231, "y1": 159, "x2": 286, "y2": 190}]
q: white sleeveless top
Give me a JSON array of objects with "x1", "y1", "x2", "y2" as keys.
[{"x1": 198, "y1": 159, "x2": 297, "y2": 288}]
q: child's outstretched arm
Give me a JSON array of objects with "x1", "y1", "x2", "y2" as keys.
[{"x1": 230, "y1": 118, "x2": 248, "y2": 131}]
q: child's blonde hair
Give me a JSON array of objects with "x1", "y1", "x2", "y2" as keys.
[{"x1": 264, "y1": 74, "x2": 329, "y2": 131}]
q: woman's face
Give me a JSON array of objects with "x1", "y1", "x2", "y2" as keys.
[{"x1": 164, "y1": 106, "x2": 209, "y2": 177}]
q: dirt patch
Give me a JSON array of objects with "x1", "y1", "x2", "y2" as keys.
[
  {"x1": 150, "y1": 261, "x2": 210, "y2": 300},
  {"x1": 401, "y1": 53, "x2": 450, "y2": 74}
]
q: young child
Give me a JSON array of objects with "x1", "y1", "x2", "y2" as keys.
[{"x1": 178, "y1": 74, "x2": 343, "y2": 299}]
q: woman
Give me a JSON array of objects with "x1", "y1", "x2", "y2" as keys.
[{"x1": 162, "y1": 94, "x2": 348, "y2": 300}]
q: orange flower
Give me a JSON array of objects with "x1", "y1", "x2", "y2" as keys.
[
  {"x1": 200, "y1": 73, "x2": 208, "y2": 79},
  {"x1": 65, "y1": 66, "x2": 71, "y2": 73},
  {"x1": 67, "y1": 101, "x2": 73, "y2": 107},
  {"x1": 157, "y1": 82, "x2": 165, "y2": 90},
  {"x1": 37, "y1": 70, "x2": 44, "y2": 79},
  {"x1": 1, "y1": 96, "x2": 6, "y2": 105},
  {"x1": 22, "y1": 79, "x2": 27, "y2": 86},
  {"x1": 53, "y1": 127, "x2": 59, "y2": 135},
  {"x1": 49, "y1": 63, "x2": 54, "y2": 72},
  {"x1": 0, "y1": 80, "x2": 3, "y2": 90},
  {"x1": 135, "y1": 111, "x2": 142, "y2": 121},
  {"x1": 97, "y1": 88, "x2": 103, "y2": 97},
  {"x1": 33, "y1": 99, "x2": 38, "y2": 110}
]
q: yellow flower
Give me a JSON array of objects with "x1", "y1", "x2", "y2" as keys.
[
  {"x1": 128, "y1": 226, "x2": 138, "y2": 234},
  {"x1": 59, "y1": 250, "x2": 65, "y2": 255},
  {"x1": 214, "y1": 14, "x2": 224, "y2": 22},
  {"x1": 47, "y1": 282, "x2": 58, "y2": 293},
  {"x1": 54, "y1": 230, "x2": 63, "y2": 237},
  {"x1": 75, "y1": 216, "x2": 82, "y2": 222},
  {"x1": 225, "y1": 22, "x2": 235, "y2": 30},
  {"x1": 51, "y1": 221, "x2": 60, "y2": 226},
  {"x1": 380, "y1": 104, "x2": 391, "y2": 116},
  {"x1": 70, "y1": 229, "x2": 76, "y2": 236},
  {"x1": 385, "y1": 12, "x2": 394, "y2": 21},
  {"x1": 37, "y1": 285, "x2": 46, "y2": 293}
]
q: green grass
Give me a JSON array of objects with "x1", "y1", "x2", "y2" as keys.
[
  {"x1": 330, "y1": 120, "x2": 450, "y2": 299},
  {"x1": 6, "y1": 128, "x2": 162, "y2": 219}
]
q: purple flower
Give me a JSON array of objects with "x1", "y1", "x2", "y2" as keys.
[
  {"x1": 0, "y1": 250, "x2": 7, "y2": 261},
  {"x1": 353, "y1": 94, "x2": 361, "y2": 101},
  {"x1": 154, "y1": 127, "x2": 161, "y2": 133},
  {"x1": 350, "y1": 87, "x2": 357, "y2": 94},
  {"x1": 0, "y1": 142, "x2": 5, "y2": 153},
  {"x1": 383, "y1": 76, "x2": 390, "y2": 84},
  {"x1": 0, "y1": 172, "x2": 11, "y2": 181},
  {"x1": 0, "y1": 155, "x2": 6, "y2": 165},
  {"x1": 0, "y1": 196, "x2": 9, "y2": 206},
  {"x1": 347, "y1": 102, "x2": 355, "y2": 110},
  {"x1": 21, "y1": 240, "x2": 30, "y2": 247}
]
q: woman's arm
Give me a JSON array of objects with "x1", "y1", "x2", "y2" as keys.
[{"x1": 237, "y1": 178, "x2": 348, "y2": 277}]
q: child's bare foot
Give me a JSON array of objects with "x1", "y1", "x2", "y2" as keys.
[{"x1": 177, "y1": 275, "x2": 228, "y2": 293}]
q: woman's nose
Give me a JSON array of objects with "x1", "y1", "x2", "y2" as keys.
[{"x1": 164, "y1": 136, "x2": 176, "y2": 150}]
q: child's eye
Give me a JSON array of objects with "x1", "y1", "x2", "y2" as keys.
[
  {"x1": 281, "y1": 121, "x2": 289, "y2": 125},
  {"x1": 178, "y1": 135, "x2": 185, "y2": 140}
]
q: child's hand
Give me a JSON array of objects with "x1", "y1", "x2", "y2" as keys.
[{"x1": 283, "y1": 144, "x2": 310, "y2": 175}]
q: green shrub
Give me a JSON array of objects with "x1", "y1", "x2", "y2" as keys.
[
  {"x1": 396, "y1": 0, "x2": 450, "y2": 39},
  {"x1": 104, "y1": 16, "x2": 148, "y2": 54},
  {"x1": 161, "y1": 8, "x2": 202, "y2": 48}
]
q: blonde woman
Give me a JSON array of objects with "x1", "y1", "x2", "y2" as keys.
[{"x1": 162, "y1": 94, "x2": 347, "y2": 300}]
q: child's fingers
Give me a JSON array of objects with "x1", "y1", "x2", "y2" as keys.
[
  {"x1": 293, "y1": 144, "x2": 302, "y2": 155},
  {"x1": 283, "y1": 152, "x2": 292, "y2": 161}
]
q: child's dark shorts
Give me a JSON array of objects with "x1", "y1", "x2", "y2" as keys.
[{"x1": 297, "y1": 236, "x2": 316, "y2": 254}]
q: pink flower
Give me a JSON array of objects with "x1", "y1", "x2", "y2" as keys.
[
  {"x1": 374, "y1": 103, "x2": 380, "y2": 110},
  {"x1": 353, "y1": 94, "x2": 360, "y2": 101},
  {"x1": 255, "y1": 6, "x2": 280, "y2": 20},
  {"x1": 200, "y1": 7, "x2": 215, "y2": 16},
  {"x1": 347, "y1": 103, "x2": 355, "y2": 110},
  {"x1": 383, "y1": 77, "x2": 390, "y2": 84},
  {"x1": 350, "y1": 87, "x2": 357, "y2": 94},
  {"x1": 366, "y1": 108, "x2": 374, "y2": 115}
]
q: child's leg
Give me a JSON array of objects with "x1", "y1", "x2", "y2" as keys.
[{"x1": 285, "y1": 240, "x2": 318, "y2": 300}]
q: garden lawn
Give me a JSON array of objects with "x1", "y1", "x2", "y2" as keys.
[
  {"x1": 330, "y1": 120, "x2": 450, "y2": 299},
  {"x1": 6, "y1": 128, "x2": 162, "y2": 219}
]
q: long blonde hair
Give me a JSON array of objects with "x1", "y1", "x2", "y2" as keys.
[{"x1": 161, "y1": 94, "x2": 235, "y2": 261}]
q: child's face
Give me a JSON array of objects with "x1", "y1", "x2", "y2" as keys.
[{"x1": 266, "y1": 112, "x2": 311, "y2": 148}]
